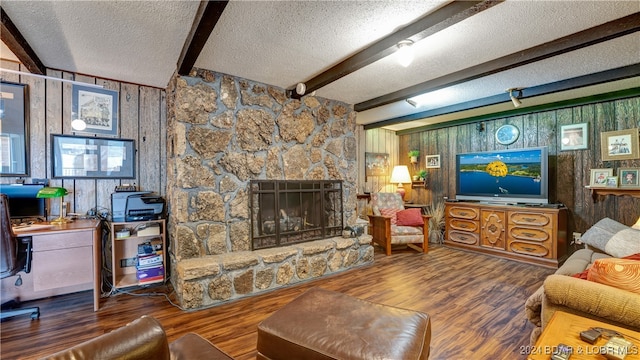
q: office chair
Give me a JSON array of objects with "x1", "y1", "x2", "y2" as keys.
[{"x1": 1, "y1": 194, "x2": 40, "y2": 320}]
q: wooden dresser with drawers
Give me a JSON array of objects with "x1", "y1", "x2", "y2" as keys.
[{"x1": 445, "y1": 202, "x2": 568, "y2": 268}]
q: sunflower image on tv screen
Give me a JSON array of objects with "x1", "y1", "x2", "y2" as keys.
[{"x1": 486, "y1": 160, "x2": 508, "y2": 178}]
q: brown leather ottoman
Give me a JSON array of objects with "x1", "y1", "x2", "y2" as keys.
[{"x1": 257, "y1": 287, "x2": 431, "y2": 360}]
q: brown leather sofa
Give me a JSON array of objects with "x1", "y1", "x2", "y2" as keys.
[{"x1": 40, "y1": 315, "x2": 233, "y2": 360}]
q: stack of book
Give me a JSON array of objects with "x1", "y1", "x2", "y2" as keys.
[{"x1": 136, "y1": 240, "x2": 164, "y2": 284}]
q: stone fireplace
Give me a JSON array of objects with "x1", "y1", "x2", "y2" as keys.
[{"x1": 165, "y1": 69, "x2": 373, "y2": 309}]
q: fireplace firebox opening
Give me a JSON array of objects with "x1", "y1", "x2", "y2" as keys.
[{"x1": 250, "y1": 180, "x2": 343, "y2": 250}]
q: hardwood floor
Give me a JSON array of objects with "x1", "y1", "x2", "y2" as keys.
[{"x1": 0, "y1": 245, "x2": 554, "y2": 360}]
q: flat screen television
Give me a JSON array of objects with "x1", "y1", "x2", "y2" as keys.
[
  {"x1": 455, "y1": 146, "x2": 549, "y2": 205},
  {"x1": 0, "y1": 184, "x2": 46, "y2": 219}
]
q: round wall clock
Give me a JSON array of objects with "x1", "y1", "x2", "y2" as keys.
[{"x1": 495, "y1": 124, "x2": 520, "y2": 145}]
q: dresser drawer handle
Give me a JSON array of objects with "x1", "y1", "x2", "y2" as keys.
[
  {"x1": 522, "y1": 217, "x2": 537, "y2": 223},
  {"x1": 460, "y1": 224, "x2": 468, "y2": 228},
  {"x1": 459, "y1": 211, "x2": 468, "y2": 216},
  {"x1": 522, "y1": 232, "x2": 537, "y2": 237},
  {"x1": 521, "y1": 246, "x2": 536, "y2": 252}
]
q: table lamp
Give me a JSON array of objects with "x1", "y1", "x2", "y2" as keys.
[
  {"x1": 37, "y1": 187, "x2": 69, "y2": 224},
  {"x1": 390, "y1": 165, "x2": 411, "y2": 201}
]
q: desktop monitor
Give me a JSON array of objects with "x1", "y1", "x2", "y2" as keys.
[{"x1": 0, "y1": 184, "x2": 46, "y2": 220}]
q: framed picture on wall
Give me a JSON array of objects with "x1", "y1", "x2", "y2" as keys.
[
  {"x1": 365, "y1": 152, "x2": 389, "y2": 177},
  {"x1": 51, "y1": 134, "x2": 135, "y2": 179},
  {"x1": 619, "y1": 168, "x2": 640, "y2": 188},
  {"x1": 600, "y1": 128, "x2": 639, "y2": 161},
  {"x1": 589, "y1": 168, "x2": 613, "y2": 187},
  {"x1": 72, "y1": 84, "x2": 119, "y2": 136},
  {"x1": 425, "y1": 155, "x2": 440, "y2": 169},
  {"x1": 560, "y1": 123, "x2": 588, "y2": 151}
]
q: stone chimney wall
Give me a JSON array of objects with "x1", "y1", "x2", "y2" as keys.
[{"x1": 165, "y1": 69, "x2": 367, "y2": 307}]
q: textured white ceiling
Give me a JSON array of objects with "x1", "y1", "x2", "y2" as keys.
[
  {"x1": 195, "y1": 0, "x2": 447, "y2": 89},
  {"x1": 1, "y1": 0, "x2": 638, "y2": 131},
  {"x1": 1, "y1": 1, "x2": 199, "y2": 87}
]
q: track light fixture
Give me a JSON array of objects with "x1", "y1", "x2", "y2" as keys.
[
  {"x1": 396, "y1": 39, "x2": 414, "y2": 67},
  {"x1": 506, "y1": 88, "x2": 523, "y2": 108}
]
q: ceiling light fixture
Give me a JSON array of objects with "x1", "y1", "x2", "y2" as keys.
[
  {"x1": 506, "y1": 88, "x2": 523, "y2": 108},
  {"x1": 406, "y1": 99, "x2": 417, "y2": 107},
  {"x1": 396, "y1": 39, "x2": 414, "y2": 67}
]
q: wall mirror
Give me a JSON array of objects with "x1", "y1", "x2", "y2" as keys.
[{"x1": 0, "y1": 81, "x2": 29, "y2": 177}]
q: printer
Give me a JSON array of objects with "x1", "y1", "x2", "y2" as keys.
[{"x1": 111, "y1": 191, "x2": 165, "y2": 222}]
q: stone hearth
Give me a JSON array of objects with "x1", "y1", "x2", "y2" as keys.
[{"x1": 175, "y1": 235, "x2": 373, "y2": 309}]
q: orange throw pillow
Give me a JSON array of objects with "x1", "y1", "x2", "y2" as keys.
[
  {"x1": 586, "y1": 258, "x2": 640, "y2": 294},
  {"x1": 396, "y1": 208, "x2": 424, "y2": 226}
]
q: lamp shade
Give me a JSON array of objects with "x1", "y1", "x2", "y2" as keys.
[
  {"x1": 36, "y1": 187, "x2": 68, "y2": 198},
  {"x1": 390, "y1": 166, "x2": 411, "y2": 184}
]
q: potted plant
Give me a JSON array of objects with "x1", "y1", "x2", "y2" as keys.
[
  {"x1": 408, "y1": 150, "x2": 420, "y2": 163},
  {"x1": 418, "y1": 169, "x2": 427, "y2": 181}
]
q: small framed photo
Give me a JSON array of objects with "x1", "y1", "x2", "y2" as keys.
[
  {"x1": 619, "y1": 168, "x2": 640, "y2": 188},
  {"x1": 72, "y1": 84, "x2": 119, "y2": 136},
  {"x1": 425, "y1": 155, "x2": 440, "y2": 169},
  {"x1": 590, "y1": 168, "x2": 613, "y2": 187},
  {"x1": 560, "y1": 123, "x2": 588, "y2": 151},
  {"x1": 605, "y1": 176, "x2": 619, "y2": 188},
  {"x1": 600, "y1": 128, "x2": 639, "y2": 161}
]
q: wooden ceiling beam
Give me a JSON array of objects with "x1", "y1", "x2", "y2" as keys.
[
  {"x1": 367, "y1": 65, "x2": 640, "y2": 131},
  {"x1": 291, "y1": 0, "x2": 502, "y2": 95},
  {"x1": 0, "y1": 6, "x2": 45, "y2": 75},
  {"x1": 356, "y1": 12, "x2": 640, "y2": 112},
  {"x1": 177, "y1": 1, "x2": 229, "y2": 76}
]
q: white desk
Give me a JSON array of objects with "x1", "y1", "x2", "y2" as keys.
[{"x1": 1, "y1": 220, "x2": 102, "y2": 311}]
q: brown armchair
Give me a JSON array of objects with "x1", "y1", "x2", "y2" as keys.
[
  {"x1": 40, "y1": 315, "x2": 233, "y2": 360},
  {"x1": 368, "y1": 192, "x2": 430, "y2": 255}
]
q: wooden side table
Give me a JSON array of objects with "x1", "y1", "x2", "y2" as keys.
[{"x1": 526, "y1": 311, "x2": 640, "y2": 359}]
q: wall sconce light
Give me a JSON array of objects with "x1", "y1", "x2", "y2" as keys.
[
  {"x1": 396, "y1": 39, "x2": 414, "y2": 67},
  {"x1": 506, "y1": 88, "x2": 523, "y2": 108},
  {"x1": 71, "y1": 119, "x2": 87, "y2": 131}
]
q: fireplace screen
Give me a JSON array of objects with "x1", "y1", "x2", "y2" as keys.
[{"x1": 250, "y1": 180, "x2": 343, "y2": 250}]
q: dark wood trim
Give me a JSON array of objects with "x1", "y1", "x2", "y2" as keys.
[
  {"x1": 356, "y1": 12, "x2": 640, "y2": 112},
  {"x1": 0, "y1": 6, "x2": 46, "y2": 75},
  {"x1": 177, "y1": 1, "x2": 229, "y2": 76},
  {"x1": 367, "y1": 64, "x2": 640, "y2": 131},
  {"x1": 289, "y1": 0, "x2": 501, "y2": 94},
  {"x1": 392, "y1": 86, "x2": 640, "y2": 135}
]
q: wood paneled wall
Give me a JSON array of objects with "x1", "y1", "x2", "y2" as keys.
[
  {"x1": 396, "y1": 96, "x2": 640, "y2": 232},
  {"x1": 0, "y1": 60, "x2": 166, "y2": 218},
  {"x1": 357, "y1": 126, "x2": 398, "y2": 194}
]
